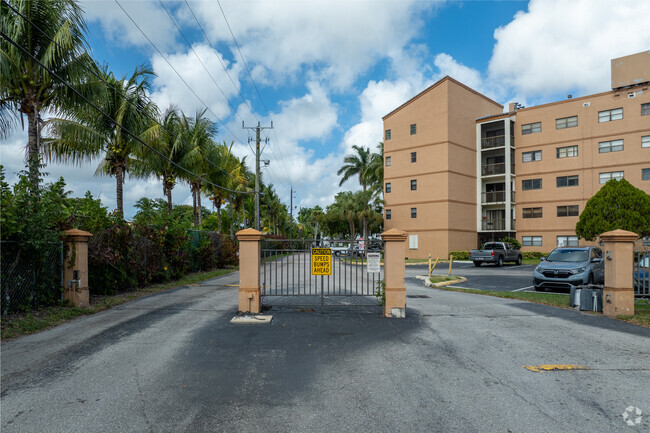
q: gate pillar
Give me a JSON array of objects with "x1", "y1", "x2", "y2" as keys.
[
  {"x1": 236, "y1": 228, "x2": 263, "y2": 313},
  {"x1": 381, "y1": 228, "x2": 407, "y2": 318},
  {"x1": 62, "y1": 229, "x2": 92, "y2": 308},
  {"x1": 600, "y1": 229, "x2": 638, "y2": 317}
]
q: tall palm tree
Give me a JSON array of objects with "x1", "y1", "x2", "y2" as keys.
[
  {"x1": 134, "y1": 106, "x2": 184, "y2": 212},
  {"x1": 204, "y1": 142, "x2": 230, "y2": 233},
  {"x1": 366, "y1": 141, "x2": 384, "y2": 199},
  {"x1": 337, "y1": 145, "x2": 371, "y2": 191},
  {"x1": 1, "y1": 0, "x2": 96, "y2": 191},
  {"x1": 45, "y1": 64, "x2": 157, "y2": 215},
  {"x1": 178, "y1": 110, "x2": 217, "y2": 228}
]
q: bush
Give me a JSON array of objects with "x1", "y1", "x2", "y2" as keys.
[
  {"x1": 522, "y1": 251, "x2": 549, "y2": 259},
  {"x1": 498, "y1": 236, "x2": 522, "y2": 249},
  {"x1": 449, "y1": 251, "x2": 470, "y2": 260}
]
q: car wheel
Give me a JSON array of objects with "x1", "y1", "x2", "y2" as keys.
[
  {"x1": 515, "y1": 255, "x2": 522, "y2": 266},
  {"x1": 473, "y1": 261, "x2": 482, "y2": 267},
  {"x1": 334, "y1": 251, "x2": 340, "y2": 257},
  {"x1": 534, "y1": 285, "x2": 545, "y2": 292},
  {"x1": 497, "y1": 257, "x2": 503, "y2": 267},
  {"x1": 587, "y1": 273, "x2": 594, "y2": 287}
]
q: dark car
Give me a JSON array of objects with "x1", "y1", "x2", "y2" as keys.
[
  {"x1": 534, "y1": 246, "x2": 604, "y2": 292},
  {"x1": 634, "y1": 254, "x2": 650, "y2": 296}
]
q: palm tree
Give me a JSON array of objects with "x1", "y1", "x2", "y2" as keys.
[
  {"x1": 366, "y1": 141, "x2": 384, "y2": 199},
  {"x1": 45, "y1": 64, "x2": 157, "y2": 215},
  {"x1": 337, "y1": 145, "x2": 372, "y2": 191},
  {"x1": 178, "y1": 110, "x2": 217, "y2": 228},
  {"x1": 204, "y1": 142, "x2": 230, "y2": 233},
  {"x1": 1, "y1": 0, "x2": 96, "y2": 191},
  {"x1": 134, "y1": 106, "x2": 184, "y2": 212}
]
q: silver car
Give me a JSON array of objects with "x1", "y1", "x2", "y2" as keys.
[{"x1": 534, "y1": 247, "x2": 604, "y2": 292}]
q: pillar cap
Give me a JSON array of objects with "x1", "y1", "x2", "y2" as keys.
[
  {"x1": 381, "y1": 228, "x2": 408, "y2": 241},
  {"x1": 63, "y1": 228, "x2": 93, "y2": 241},
  {"x1": 236, "y1": 228, "x2": 263, "y2": 241},
  {"x1": 599, "y1": 229, "x2": 639, "y2": 243}
]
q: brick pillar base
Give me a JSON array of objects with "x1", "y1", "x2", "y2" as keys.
[
  {"x1": 600, "y1": 229, "x2": 638, "y2": 317},
  {"x1": 381, "y1": 228, "x2": 407, "y2": 318},
  {"x1": 62, "y1": 229, "x2": 92, "y2": 308},
  {"x1": 236, "y1": 228, "x2": 262, "y2": 313}
]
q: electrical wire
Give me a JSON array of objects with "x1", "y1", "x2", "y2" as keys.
[
  {"x1": 114, "y1": 0, "x2": 246, "y2": 145},
  {"x1": 0, "y1": 28, "x2": 253, "y2": 196}
]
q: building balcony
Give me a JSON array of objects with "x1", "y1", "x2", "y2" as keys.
[
  {"x1": 481, "y1": 219, "x2": 516, "y2": 231},
  {"x1": 481, "y1": 191, "x2": 515, "y2": 204},
  {"x1": 481, "y1": 135, "x2": 514, "y2": 149},
  {"x1": 481, "y1": 163, "x2": 515, "y2": 176}
]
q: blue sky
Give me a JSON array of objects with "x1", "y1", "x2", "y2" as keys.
[{"x1": 2, "y1": 0, "x2": 649, "y2": 219}]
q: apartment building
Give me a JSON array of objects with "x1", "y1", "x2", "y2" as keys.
[{"x1": 384, "y1": 51, "x2": 650, "y2": 258}]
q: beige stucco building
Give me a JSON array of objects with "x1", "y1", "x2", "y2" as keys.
[{"x1": 383, "y1": 51, "x2": 650, "y2": 258}]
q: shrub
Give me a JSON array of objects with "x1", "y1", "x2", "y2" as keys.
[
  {"x1": 498, "y1": 236, "x2": 522, "y2": 249},
  {"x1": 522, "y1": 251, "x2": 549, "y2": 259},
  {"x1": 449, "y1": 251, "x2": 470, "y2": 260}
]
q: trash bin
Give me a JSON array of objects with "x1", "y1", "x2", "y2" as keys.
[
  {"x1": 570, "y1": 286, "x2": 582, "y2": 308},
  {"x1": 579, "y1": 287, "x2": 603, "y2": 312}
]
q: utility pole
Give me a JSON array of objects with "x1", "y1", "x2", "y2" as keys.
[
  {"x1": 243, "y1": 121, "x2": 273, "y2": 231},
  {"x1": 289, "y1": 186, "x2": 296, "y2": 238}
]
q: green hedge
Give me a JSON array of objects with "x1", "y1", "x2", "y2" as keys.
[
  {"x1": 449, "y1": 251, "x2": 470, "y2": 260},
  {"x1": 449, "y1": 250, "x2": 549, "y2": 261}
]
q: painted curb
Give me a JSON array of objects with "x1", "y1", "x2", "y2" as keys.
[{"x1": 416, "y1": 275, "x2": 467, "y2": 287}]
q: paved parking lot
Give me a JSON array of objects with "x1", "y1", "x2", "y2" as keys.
[{"x1": 406, "y1": 261, "x2": 546, "y2": 293}]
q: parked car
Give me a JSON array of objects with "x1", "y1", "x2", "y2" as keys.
[
  {"x1": 634, "y1": 253, "x2": 650, "y2": 296},
  {"x1": 533, "y1": 246, "x2": 604, "y2": 292},
  {"x1": 470, "y1": 242, "x2": 522, "y2": 267}
]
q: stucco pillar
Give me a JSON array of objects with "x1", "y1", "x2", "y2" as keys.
[
  {"x1": 381, "y1": 228, "x2": 407, "y2": 318},
  {"x1": 236, "y1": 228, "x2": 262, "y2": 313},
  {"x1": 600, "y1": 229, "x2": 638, "y2": 317},
  {"x1": 62, "y1": 229, "x2": 92, "y2": 308}
]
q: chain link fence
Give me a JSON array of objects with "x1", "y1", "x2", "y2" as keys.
[{"x1": 1, "y1": 241, "x2": 64, "y2": 315}]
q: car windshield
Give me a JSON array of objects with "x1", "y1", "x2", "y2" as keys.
[{"x1": 546, "y1": 249, "x2": 588, "y2": 262}]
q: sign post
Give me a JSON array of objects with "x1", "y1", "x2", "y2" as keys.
[
  {"x1": 367, "y1": 252, "x2": 381, "y2": 273},
  {"x1": 311, "y1": 248, "x2": 332, "y2": 309}
]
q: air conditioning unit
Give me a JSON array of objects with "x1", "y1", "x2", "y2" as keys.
[{"x1": 583, "y1": 102, "x2": 590, "y2": 107}]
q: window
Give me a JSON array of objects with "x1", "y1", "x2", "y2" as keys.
[
  {"x1": 411, "y1": 207, "x2": 417, "y2": 218},
  {"x1": 522, "y1": 236, "x2": 542, "y2": 247},
  {"x1": 522, "y1": 207, "x2": 543, "y2": 218},
  {"x1": 386, "y1": 156, "x2": 391, "y2": 166},
  {"x1": 385, "y1": 209, "x2": 391, "y2": 220},
  {"x1": 556, "y1": 175, "x2": 579, "y2": 187},
  {"x1": 557, "y1": 205, "x2": 579, "y2": 217},
  {"x1": 643, "y1": 168, "x2": 650, "y2": 181},
  {"x1": 411, "y1": 152, "x2": 417, "y2": 163},
  {"x1": 410, "y1": 124, "x2": 417, "y2": 135},
  {"x1": 642, "y1": 136, "x2": 650, "y2": 148},
  {"x1": 522, "y1": 150, "x2": 542, "y2": 162},
  {"x1": 410, "y1": 179, "x2": 417, "y2": 191},
  {"x1": 409, "y1": 234, "x2": 418, "y2": 250},
  {"x1": 557, "y1": 145, "x2": 578, "y2": 158},
  {"x1": 642, "y1": 103, "x2": 650, "y2": 116},
  {"x1": 522, "y1": 178, "x2": 542, "y2": 190},
  {"x1": 385, "y1": 129, "x2": 391, "y2": 140},
  {"x1": 556, "y1": 116, "x2": 578, "y2": 129},
  {"x1": 521, "y1": 122, "x2": 541, "y2": 135},
  {"x1": 599, "y1": 171, "x2": 624, "y2": 184},
  {"x1": 598, "y1": 139, "x2": 624, "y2": 153},
  {"x1": 557, "y1": 236, "x2": 579, "y2": 247},
  {"x1": 598, "y1": 107, "x2": 623, "y2": 122},
  {"x1": 385, "y1": 182, "x2": 391, "y2": 193}
]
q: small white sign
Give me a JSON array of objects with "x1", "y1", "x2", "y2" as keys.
[{"x1": 367, "y1": 252, "x2": 381, "y2": 273}]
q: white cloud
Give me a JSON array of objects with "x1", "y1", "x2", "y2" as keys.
[
  {"x1": 187, "y1": 0, "x2": 437, "y2": 90},
  {"x1": 82, "y1": 0, "x2": 179, "y2": 51},
  {"x1": 488, "y1": 0, "x2": 650, "y2": 97}
]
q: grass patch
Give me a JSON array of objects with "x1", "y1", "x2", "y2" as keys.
[
  {"x1": 522, "y1": 258, "x2": 542, "y2": 265},
  {"x1": 429, "y1": 275, "x2": 462, "y2": 284},
  {"x1": 1, "y1": 267, "x2": 236, "y2": 340},
  {"x1": 617, "y1": 300, "x2": 650, "y2": 328}
]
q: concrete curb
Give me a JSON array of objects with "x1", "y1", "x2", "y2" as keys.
[
  {"x1": 230, "y1": 315, "x2": 273, "y2": 325},
  {"x1": 415, "y1": 275, "x2": 467, "y2": 288}
]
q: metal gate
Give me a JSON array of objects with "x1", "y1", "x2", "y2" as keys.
[
  {"x1": 260, "y1": 239, "x2": 383, "y2": 308},
  {"x1": 634, "y1": 250, "x2": 649, "y2": 297}
]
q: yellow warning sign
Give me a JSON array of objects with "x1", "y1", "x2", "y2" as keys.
[{"x1": 311, "y1": 248, "x2": 332, "y2": 275}]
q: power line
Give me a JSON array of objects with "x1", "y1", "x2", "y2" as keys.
[
  {"x1": 0, "y1": 28, "x2": 253, "y2": 196},
  {"x1": 157, "y1": 0, "x2": 249, "y2": 127},
  {"x1": 1, "y1": 0, "x2": 248, "y2": 189},
  {"x1": 215, "y1": 0, "x2": 294, "y2": 185},
  {"x1": 183, "y1": 0, "x2": 259, "y2": 124},
  {"x1": 114, "y1": 0, "x2": 246, "y2": 145}
]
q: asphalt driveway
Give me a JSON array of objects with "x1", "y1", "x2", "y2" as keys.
[{"x1": 2, "y1": 271, "x2": 649, "y2": 432}]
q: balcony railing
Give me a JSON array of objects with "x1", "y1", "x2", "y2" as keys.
[
  {"x1": 481, "y1": 135, "x2": 514, "y2": 149},
  {"x1": 481, "y1": 219, "x2": 516, "y2": 231},
  {"x1": 481, "y1": 191, "x2": 515, "y2": 204},
  {"x1": 481, "y1": 163, "x2": 515, "y2": 176}
]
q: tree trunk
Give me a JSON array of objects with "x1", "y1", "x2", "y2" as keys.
[
  {"x1": 115, "y1": 163, "x2": 124, "y2": 217},
  {"x1": 196, "y1": 183, "x2": 202, "y2": 227},
  {"x1": 26, "y1": 109, "x2": 40, "y2": 194},
  {"x1": 163, "y1": 176, "x2": 173, "y2": 213},
  {"x1": 215, "y1": 202, "x2": 222, "y2": 233},
  {"x1": 229, "y1": 203, "x2": 235, "y2": 240},
  {"x1": 191, "y1": 188, "x2": 198, "y2": 228}
]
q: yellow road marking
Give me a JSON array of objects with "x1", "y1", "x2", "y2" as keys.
[
  {"x1": 225, "y1": 284, "x2": 239, "y2": 287},
  {"x1": 523, "y1": 364, "x2": 588, "y2": 372}
]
